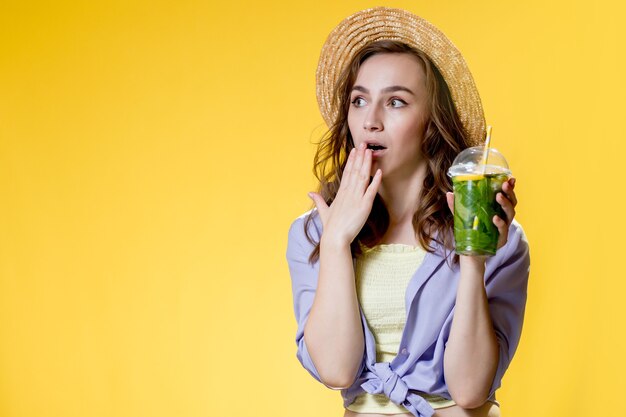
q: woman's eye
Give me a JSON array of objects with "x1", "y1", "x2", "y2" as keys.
[
  {"x1": 390, "y1": 98, "x2": 407, "y2": 107},
  {"x1": 351, "y1": 97, "x2": 366, "y2": 107}
]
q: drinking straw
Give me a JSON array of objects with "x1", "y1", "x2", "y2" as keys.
[
  {"x1": 473, "y1": 125, "x2": 493, "y2": 230},
  {"x1": 480, "y1": 125, "x2": 493, "y2": 176}
]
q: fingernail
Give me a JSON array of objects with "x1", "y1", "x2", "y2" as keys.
[
  {"x1": 511, "y1": 178, "x2": 516, "y2": 185},
  {"x1": 307, "y1": 192, "x2": 313, "y2": 199}
]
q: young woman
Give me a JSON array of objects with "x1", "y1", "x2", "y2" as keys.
[{"x1": 286, "y1": 8, "x2": 530, "y2": 417}]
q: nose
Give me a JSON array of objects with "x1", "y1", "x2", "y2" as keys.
[{"x1": 363, "y1": 105, "x2": 383, "y2": 131}]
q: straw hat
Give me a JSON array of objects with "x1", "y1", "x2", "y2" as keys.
[{"x1": 316, "y1": 7, "x2": 486, "y2": 146}]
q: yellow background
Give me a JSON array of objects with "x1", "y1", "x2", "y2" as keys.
[{"x1": 1, "y1": 0, "x2": 624, "y2": 416}]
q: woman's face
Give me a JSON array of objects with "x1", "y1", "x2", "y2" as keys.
[{"x1": 347, "y1": 52, "x2": 429, "y2": 180}]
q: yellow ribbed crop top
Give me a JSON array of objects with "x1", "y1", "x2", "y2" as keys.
[{"x1": 345, "y1": 242, "x2": 457, "y2": 413}]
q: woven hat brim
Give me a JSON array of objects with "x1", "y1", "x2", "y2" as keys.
[{"x1": 316, "y1": 7, "x2": 485, "y2": 146}]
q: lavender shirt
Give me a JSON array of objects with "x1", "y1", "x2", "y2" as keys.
[{"x1": 286, "y1": 209, "x2": 530, "y2": 417}]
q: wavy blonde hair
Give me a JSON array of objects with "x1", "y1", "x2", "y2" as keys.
[{"x1": 305, "y1": 40, "x2": 473, "y2": 265}]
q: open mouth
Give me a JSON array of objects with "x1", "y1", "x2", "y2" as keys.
[{"x1": 366, "y1": 144, "x2": 387, "y2": 151}]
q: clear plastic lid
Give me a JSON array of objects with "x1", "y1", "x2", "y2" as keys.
[{"x1": 447, "y1": 146, "x2": 511, "y2": 177}]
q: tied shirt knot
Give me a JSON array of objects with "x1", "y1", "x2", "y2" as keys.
[{"x1": 361, "y1": 362, "x2": 435, "y2": 417}]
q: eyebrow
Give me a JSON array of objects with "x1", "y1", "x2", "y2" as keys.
[{"x1": 351, "y1": 85, "x2": 416, "y2": 95}]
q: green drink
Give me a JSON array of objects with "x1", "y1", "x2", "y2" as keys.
[{"x1": 448, "y1": 147, "x2": 511, "y2": 256}]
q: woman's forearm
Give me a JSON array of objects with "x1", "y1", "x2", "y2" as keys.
[
  {"x1": 304, "y1": 235, "x2": 364, "y2": 389},
  {"x1": 443, "y1": 256, "x2": 499, "y2": 408}
]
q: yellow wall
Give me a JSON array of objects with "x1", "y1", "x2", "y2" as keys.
[{"x1": 1, "y1": 1, "x2": 624, "y2": 416}]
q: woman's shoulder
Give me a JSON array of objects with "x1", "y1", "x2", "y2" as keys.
[
  {"x1": 288, "y1": 209, "x2": 322, "y2": 239},
  {"x1": 485, "y1": 218, "x2": 530, "y2": 275},
  {"x1": 287, "y1": 209, "x2": 323, "y2": 255},
  {"x1": 504, "y1": 219, "x2": 530, "y2": 254}
]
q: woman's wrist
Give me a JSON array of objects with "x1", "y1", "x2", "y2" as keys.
[
  {"x1": 459, "y1": 255, "x2": 487, "y2": 274},
  {"x1": 320, "y1": 233, "x2": 351, "y2": 251}
]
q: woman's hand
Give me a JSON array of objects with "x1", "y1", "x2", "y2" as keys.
[
  {"x1": 446, "y1": 177, "x2": 518, "y2": 262},
  {"x1": 308, "y1": 142, "x2": 382, "y2": 246}
]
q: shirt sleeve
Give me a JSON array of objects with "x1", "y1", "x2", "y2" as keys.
[
  {"x1": 285, "y1": 213, "x2": 365, "y2": 390},
  {"x1": 484, "y1": 220, "x2": 531, "y2": 397}
]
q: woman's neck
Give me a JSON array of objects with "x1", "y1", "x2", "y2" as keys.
[{"x1": 377, "y1": 162, "x2": 428, "y2": 228}]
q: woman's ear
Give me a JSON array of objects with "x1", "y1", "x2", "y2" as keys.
[{"x1": 446, "y1": 192, "x2": 454, "y2": 214}]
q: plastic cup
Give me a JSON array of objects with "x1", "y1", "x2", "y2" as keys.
[{"x1": 447, "y1": 146, "x2": 512, "y2": 256}]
